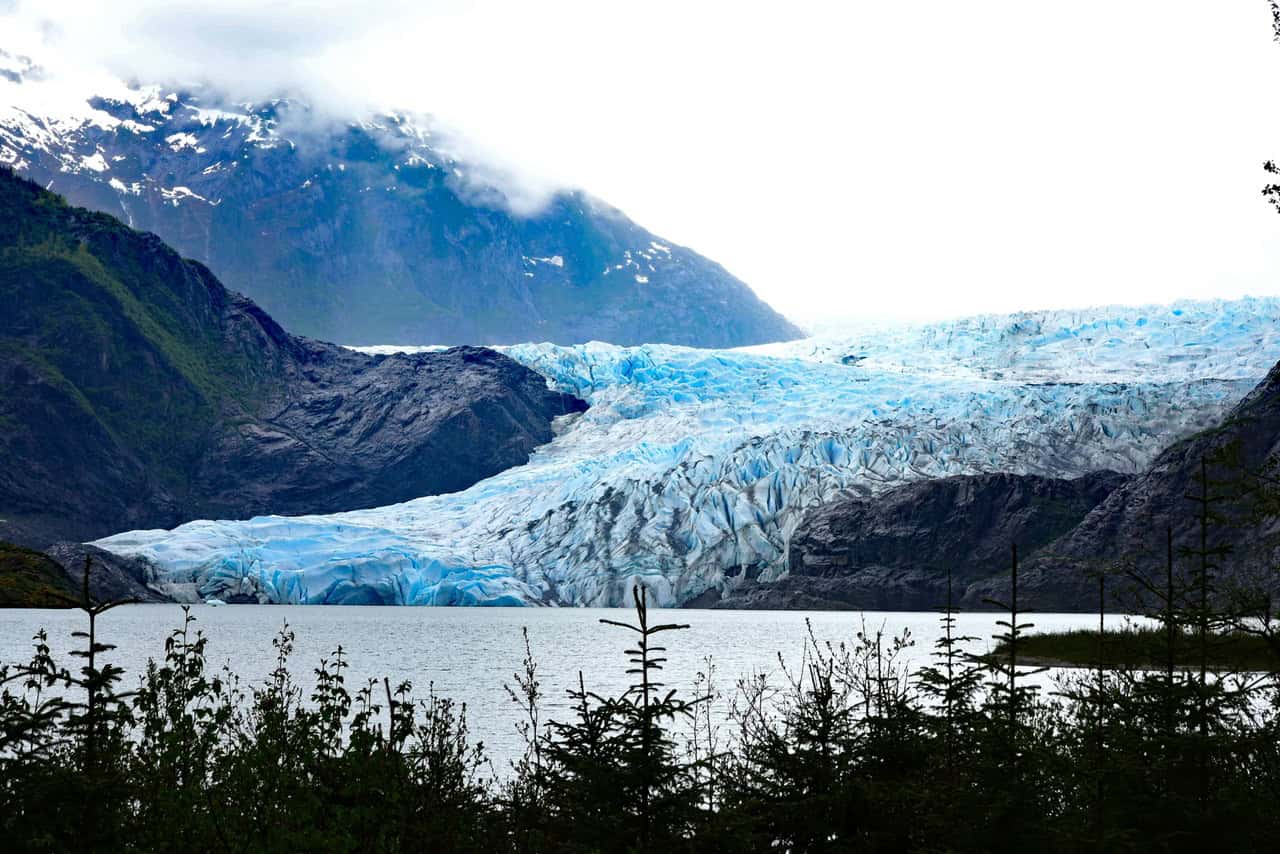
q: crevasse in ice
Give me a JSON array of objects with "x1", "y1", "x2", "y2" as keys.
[{"x1": 94, "y1": 297, "x2": 1280, "y2": 606}]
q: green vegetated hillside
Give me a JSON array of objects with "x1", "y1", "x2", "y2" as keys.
[
  {"x1": 0, "y1": 167, "x2": 262, "y2": 543},
  {"x1": 0, "y1": 168, "x2": 585, "y2": 547},
  {"x1": 0, "y1": 541, "x2": 76, "y2": 607}
]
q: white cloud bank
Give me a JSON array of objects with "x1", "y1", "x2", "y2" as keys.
[{"x1": 4, "y1": 0, "x2": 1280, "y2": 324}]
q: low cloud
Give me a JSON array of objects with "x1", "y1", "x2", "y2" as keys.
[
  {"x1": 6, "y1": 1, "x2": 1280, "y2": 322},
  {"x1": 9, "y1": 1, "x2": 407, "y2": 101},
  {"x1": 2, "y1": 0, "x2": 572, "y2": 214}
]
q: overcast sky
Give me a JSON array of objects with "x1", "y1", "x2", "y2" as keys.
[{"x1": 5, "y1": 0, "x2": 1280, "y2": 327}]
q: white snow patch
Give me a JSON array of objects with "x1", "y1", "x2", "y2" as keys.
[
  {"x1": 79, "y1": 151, "x2": 108, "y2": 172},
  {"x1": 130, "y1": 89, "x2": 173, "y2": 115},
  {"x1": 525, "y1": 255, "x2": 564, "y2": 267},
  {"x1": 0, "y1": 147, "x2": 28, "y2": 170},
  {"x1": 160, "y1": 185, "x2": 212, "y2": 206},
  {"x1": 165, "y1": 132, "x2": 200, "y2": 152},
  {"x1": 189, "y1": 106, "x2": 251, "y2": 126}
]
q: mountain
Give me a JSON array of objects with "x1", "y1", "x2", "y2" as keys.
[
  {"x1": 0, "y1": 60, "x2": 801, "y2": 347},
  {"x1": 713, "y1": 471, "x2": 1128, "y2": 611},
  {"x1": 95, "y1": 299, "x2": 1280, "y2": 606},
  {"x1": 0, "y1": 168, "x2": 586, "y2": 549}
]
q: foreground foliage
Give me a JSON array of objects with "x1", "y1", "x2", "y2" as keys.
[
  {"x1": 5, "y1": 452, "x2": 1280, "y2": 852},
  {"x1": 2, "y1": 582, "x2": 1279, "y2": 851}
]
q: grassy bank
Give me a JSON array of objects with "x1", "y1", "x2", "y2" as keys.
[{"x1": 990, "y1": 625, "x2": 1279, "y2": 670}]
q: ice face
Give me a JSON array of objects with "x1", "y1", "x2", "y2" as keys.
[{"x1": 94, "y1": 297, "x2": 1280, "y2": 606}]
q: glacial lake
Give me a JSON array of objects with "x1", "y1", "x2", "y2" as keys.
[{"x1": 1, "y1": 605, "x2": 1109, "y2": 768}]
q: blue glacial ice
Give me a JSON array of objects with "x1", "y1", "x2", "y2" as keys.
[{"x1": 95, "y1": 297, "x2": 1280, "y2": 606}]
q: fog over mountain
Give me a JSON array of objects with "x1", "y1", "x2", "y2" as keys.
[
  {"x1": 6, "y1": 0, "x2": 1280, "y2": 324},
  {"x1": 0, "y1": 43, "x2": 801, "y2": 346}
]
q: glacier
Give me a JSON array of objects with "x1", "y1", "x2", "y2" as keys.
[{"x1": 95, "y1": 297, "x2": 1280, "y2": 606}]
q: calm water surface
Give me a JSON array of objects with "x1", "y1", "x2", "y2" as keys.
[{"x1": 0, "y1": 605, "x2": 1108, "y2": 767}]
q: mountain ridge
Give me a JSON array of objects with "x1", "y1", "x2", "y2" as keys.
[
  {"x1": 0, "y1": 71, "x2": 802, "y2": 347},
  {"x1": 0, "y1": 167, "x2": 586, "y2": 548}
]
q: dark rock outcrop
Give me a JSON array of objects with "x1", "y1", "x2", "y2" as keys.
[
  {"x1": 718, "y1": 361, "x2": 1280, "y2": 613},
  {"x1": 43, "y1": 542, "x2": 170, "y2": 604},
  {"x1": 712, "y1": 471, "x2": 1128, "y2": 611},
  {"x1": 972, "y1": 360, "x2": 1280, "y2": 611},
  {"x1": 0, "y1": 169, "x2": 586, "y2": 548},
  {"x1": 1, "y1": 91, "x2": 801, "y2": 348}
]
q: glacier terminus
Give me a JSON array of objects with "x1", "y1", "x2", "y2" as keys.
[{"x1": 94, "y1": 297, "x2": 1280, "y2": 607}]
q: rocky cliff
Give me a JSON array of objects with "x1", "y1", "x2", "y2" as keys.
[
  {"x1": 713, "y1": 471, "x2": 1127, "y2": 610},
  {"x1": 731, "y1": 361, "x2": 1280, "y2": 612},
  {"x1": 974, "y1": 359, "x2": 1280, "y2": 610},
  {"x1": 0, "y1": 168, "x2": 586, "y2": 548}
]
